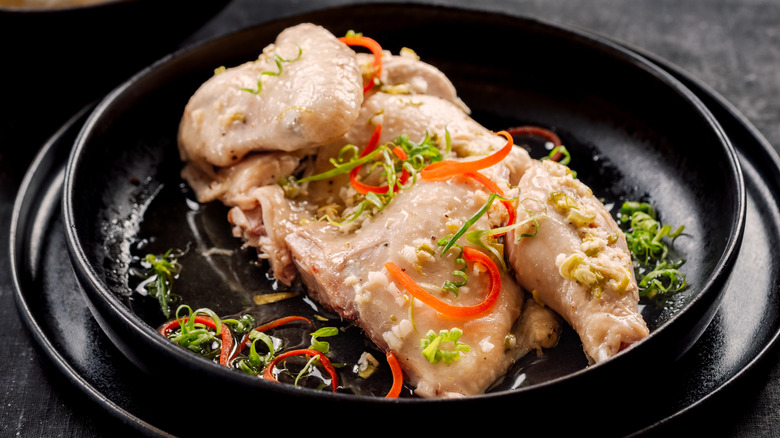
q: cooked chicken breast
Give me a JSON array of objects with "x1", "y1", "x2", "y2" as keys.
[
  {"x1": 300, "y1": 91, "x2": 533, "y2": 207},
  {"x1": 505, "y1": 159, "x2": 649, "y2": 363},
  {"x1": 174, "y1": 23, "x2": 656, "y2": 398},
  {"x1": 285, "y1": 176, "x2": 524, "y2": 398},
  {"x1": 178, "y1": 23, "x2": 364, "y2": 169},
  {"x1": 229, "y1": 92, "x2": 530, "y2": 280},
  {"x1": 222, "y1": 88, "x2": 562, "y2": 396}
]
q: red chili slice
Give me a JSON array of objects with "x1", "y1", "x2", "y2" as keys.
[
  {"x1": 384, "y1": 246, "x2": 501, "y2": 320},
  {"x1": 231, "y1": 315, "x2": 313, "y2": 362},
  {"x1": 159, "y1": 316, "x2": 234, "y2": 367},
  {"x1": 263, "y1": 348, "x2": 339, "y2": 392},
  {"x1": 338, "y1": 35, "x2": 383, "y2": 93},
  {"x1": 385, "y1": 351, "x2": 404, "y2": 398}
]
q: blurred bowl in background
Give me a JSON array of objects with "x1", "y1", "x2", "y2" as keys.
[{"x1": 0, "y1": 0, "x2": 111, "y2": 9}]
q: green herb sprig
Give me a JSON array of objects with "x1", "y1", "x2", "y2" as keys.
[
  {"x1": 434, "y1": 240, "x2": 468, "y2": 297},
  {"x1": 280, "y1": 132, "x2": 444, "y2": 226},
  {"x1": 437, "y1": 192, "x2": 517, "y2": 255},
  {"x1": 309, "y1": 326, "x2": 339, "y2": 353},
  {"x1": 164, "y1": 305, "x2": 224, "y2": 360},
  {"x1": 420, "y1": 328, "x2": 470, "y2": 364},
  {"x1": 241, "y1": 46, "x2": 303, "y2": 94},
  {"x1": 619, "y1": 201, "x2": 687, "y2": 298},
  {"x1": 235, "y1": 330, "x2": 281, "y2": 375},
  {"x1": 139, "y1": 248, "x2": 186, "y2": 318}
]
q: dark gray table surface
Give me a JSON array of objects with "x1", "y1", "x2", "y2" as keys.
[{"x1": 2, "y1": 0, "x2": 778, "y2": 436}]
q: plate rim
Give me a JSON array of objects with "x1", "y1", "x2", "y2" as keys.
[
  {"x1": 609, "y1": 35, "x2": 780, "y2": 435},
  {"x1": 8, "y1": 104, "x2": 173, "y2": 438}
]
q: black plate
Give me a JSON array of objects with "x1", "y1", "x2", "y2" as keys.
[
  {"x1": 620, "y1": 43, "x2": 780, "y2": 434},
  {"x1": 55, "y1": 3, "x2": 742, "y2": 431},
  {"x1": 62, "y1": 3, "x2": 742, "y2": 414},
  {"x1": 10, "y1": 11, "x2": 777, "y2": 438}
]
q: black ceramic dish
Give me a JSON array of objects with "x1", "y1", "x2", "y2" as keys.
[
  {"x1": 10, "y1": 67, "x2": 776, "y2": 436},
  {"x1": 61, "y1": 3, "x2": 744, "y2": 428}
]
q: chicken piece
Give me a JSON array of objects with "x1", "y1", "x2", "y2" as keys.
[
  {"x1": 178, "y1": 23, "x2": 364, "y2": 168},
  {"x1": 228, "y1": 91, "x2": 534, "y2": 289},
  {"x1": 226, "y1": 113, "x2": 559, "y2": 396},
  {"x1": 356, "y1": 51, "x2": 470, "y2": 113},
  {"x1": 182, "y1": 151, "x2": 305, "y2": 209},
  {"x1": 285, "y1": 175, "x2": 534, "y2": 398},
  {"x1": 227, "y1": 149, "x2": 553, "y2": 397},
  {"x1": 226, "y1": 184, "x2": 312, "y2": 286},
  {"x1": 180, "y1": 25, "x2": 563, "y2": 395},
  {"x1": 347, "y1": 92, "x2": 528, "y2": 161},
  {"x1": 505, "y1": 159, "x2": 649, "y2": 363},
  {"x1": 300, "y1": 91, "x2": 517, "y2": 207},
  {"x1": 512, "y1": 294, "x2": 562, "y2": 358}
]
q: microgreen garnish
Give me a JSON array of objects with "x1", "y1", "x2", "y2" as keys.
[
  {"x1": 541, "y1": 145, "x2": 576, "y2": 177},
  {"x1": 263, "y1": 349, "x2": 339, "y2": 392},
  {"x1": 280, "y1": 132, "x2": 443, "y2": 226},
  {"x1": 241, "y1": 46, "x2": 303, "y2": 94},
  {"x1": 464, "y1": 210, "x2": 545, "y2": 271},
  {"x1": 159, "y1": 307, "x2": 342, "y2": 389},
  {"x1": 235, "y1": 330, "x2": 280, "y2": 375},
  {"x1": 297, "y1": 145, "x2": 383, "y2": 184},
  {"x1": 309, "y1": 326, "x2": 339, "y2": 353},
  {"x1": 434, "y1": 191, "x2": 536, "y2": 295},
  {"x1": 438, "y1": 192, "x2": 517, "y2": 255},
  {"x1": 221, "y1": 313, "x2": 256, "y2": 336},
  {"x1": 434, "y1": 240, "x2": 468, "y2": 297},
  {"x1": 638, "y1": 261, "x2": 687, "y2": 297},
  {"x1": 420, "y1": 328, "x2": 470, "y2": 364},
  {"x1": 164, "y1": 305, "x2": 224, "y2": 360},
  {"x1": 138, "y1": 248, "x2": 186, "y2": 318},
  {"x1": 292, "y1": 355, "x2": 327, "y2": 388},
  {"x1": 543, "y1": 145, "x2": 572, "y2": 166},
  {"x1": 620, "y1": 201, "x2": 684, "y2": 264},
  {"x1": 619, "y1": 201, "x2": 687, "y2": 298}
]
